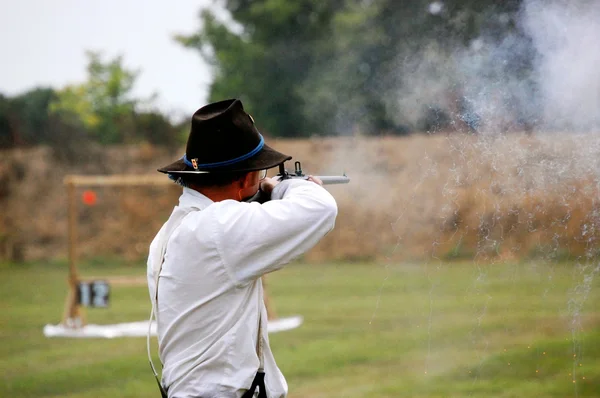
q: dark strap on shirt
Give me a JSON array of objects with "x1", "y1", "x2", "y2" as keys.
[
  {"x1": 241, "y1": 371, "x2": 267, "y2": 398},
  {"x1": 157, "y1": 378, "x2": 168, "y2": 398}
]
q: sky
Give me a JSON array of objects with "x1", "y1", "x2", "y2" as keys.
[{"x1": 0, "y1": 0, "x2": 214, "y2": 119}]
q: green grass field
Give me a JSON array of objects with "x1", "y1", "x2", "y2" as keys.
[{"x1": 1, "y1": 260, "x2": 598, "y2": 397}]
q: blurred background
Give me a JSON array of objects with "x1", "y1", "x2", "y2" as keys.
[{"x1": 1, "y1": 0, "x2": 599, "y2": 397}]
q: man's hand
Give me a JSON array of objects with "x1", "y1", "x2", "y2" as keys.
[
  {"x1": 306, "y1": 175, "x2": 323, "y2": 186},
  {"x1": 260, "y1": 175, "x2": 323, "y2": 196},
  {"x1": 260, "y1": 177, "x2": 280, "y2": 195},
  {"x1": 250, "y1": 175, "x2": 324, "y2": 204}
]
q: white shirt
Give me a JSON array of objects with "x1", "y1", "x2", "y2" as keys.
[{"x1": 147, "y1": 179, "x2": 338, "y2": 398}]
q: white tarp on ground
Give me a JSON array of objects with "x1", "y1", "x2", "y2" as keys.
[{"x1": 43, "y1": 316, "x2": 303, "y2": 339}]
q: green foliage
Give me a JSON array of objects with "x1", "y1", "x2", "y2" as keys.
[
  {"x1": 176, "y1": 0, "x2": 345, "y2": 137},
  {"x1": 8, "y1": 88, "x2": 57, "y2": 145},
  {"x1": 50, "y1": 51, "x2": 143, "y2": 144},
  {"x1": 49, "y1": 84, "x2": 99, "y2": 132},
  {"x1": 133, "y1": 111, "x2": 180, "y2": 147},
  {"x1": 178, "y1": 0, "x2": 526, "y2": 136},
  {"x1": 1, "y1": 52, "x2": 180, "y2": 150},
  {"x1": 0, "y1": 88, "x2": 57, "y2": 148},
  {"x1": 0, "y1": 94, "x2": 13, "y2": 147}
]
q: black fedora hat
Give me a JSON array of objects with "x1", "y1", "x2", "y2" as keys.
[{"x1": 158, "y1": 99, "x2": 291, "y2": 174}]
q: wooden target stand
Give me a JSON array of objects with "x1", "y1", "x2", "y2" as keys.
[{"x1": 61, "y1": 174, "x2": 281, "y2": 330}]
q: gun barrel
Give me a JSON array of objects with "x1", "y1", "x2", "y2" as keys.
[{"x1": 315, "y1": 175, "x2": 350, "y2": 185}]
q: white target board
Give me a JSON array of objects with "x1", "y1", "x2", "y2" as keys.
[{"x1": 43, "y1": 316, "x2": 303, "y2": 339}]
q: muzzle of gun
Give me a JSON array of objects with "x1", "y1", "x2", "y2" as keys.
[
  {"x1": 247, "y1": 161, "x2": 349, "y2": 203},
  {"x1": 279, "y1": 161, "x2": 350, "y2": 184}
]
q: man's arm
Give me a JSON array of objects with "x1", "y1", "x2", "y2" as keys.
[{"x1": 212, "y1": 178, "x2": 338, "y2": 286}]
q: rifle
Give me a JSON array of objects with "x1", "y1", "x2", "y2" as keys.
[{"x1": 247, "y1": 161, "x2": 349, "y2": 203}]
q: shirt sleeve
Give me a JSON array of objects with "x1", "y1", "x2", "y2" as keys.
[{"x1": 212, "y1": 179, "x2": 338, "y2": 286}]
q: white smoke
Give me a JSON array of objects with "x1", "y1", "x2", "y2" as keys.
[
  {"x1": 390, "y1": 0, "x2": 600, "y2": 134},
  {"x1": 523, "y1": 0, "x2": 600, "y2": 132},
  {"x1": 428, "y1": 2, "x2": 444, "y2": 16}
]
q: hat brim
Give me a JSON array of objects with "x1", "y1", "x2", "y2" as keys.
[{"x1": 157, "y1": 144, "x2": 292, "y2": 174}]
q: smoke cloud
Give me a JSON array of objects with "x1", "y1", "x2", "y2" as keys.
[
  {"x1": 389, "y1": 0, "x2": 600, "y2": 134},
  {"x1": 524, "y1": 0, "x2": 600, "y2": 132}
]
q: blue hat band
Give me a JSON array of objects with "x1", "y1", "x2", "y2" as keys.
[{"x1": 182, "y1": 134, "x2": 264, "y2": 169}]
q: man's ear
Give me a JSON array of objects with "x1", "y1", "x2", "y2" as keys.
[{"x1": 239, "y1": 172, "x2": 255, "y2": 189}]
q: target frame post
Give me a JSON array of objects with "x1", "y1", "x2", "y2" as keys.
[
  {"x1": 60, "y1": 174, "x2": 280, "y2": 328},
  {"x1": 62, "y1": 176, "x2": 84, "y2": 327}
]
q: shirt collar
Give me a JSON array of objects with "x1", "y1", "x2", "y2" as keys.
[{"x1": 178, "y1": 187, "x2": 214, "y2": 210}]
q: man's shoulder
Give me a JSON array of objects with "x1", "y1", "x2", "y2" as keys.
[
  {"x1": 176, "y1": 200, "x2": 248, "y2": 234},
  {"x1": 203, "y1": 199, "x2": 259, "y2": 215}
]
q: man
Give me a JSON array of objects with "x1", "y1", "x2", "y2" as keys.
[{"x1": 147, "y1": 99, "x2": 338, "y2": 398}]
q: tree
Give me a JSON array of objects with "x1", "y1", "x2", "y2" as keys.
[
  {"x1": 302, "y1": 0, "x2": 527, "y2": 134},
  {"x1": 133, "y1": 111, "x2": 180, "y2": 147},
  {"x1": 0, "y1": 88, "x2": 57, "y2": 148},
  {"x1": 0, "y1": 94, "x2": 13, "y2": 148},
  {"x1": 50, "y1": 51, "x2": 143, "y2": 144},
  {"x1": 11, "y1": 88, "x2": 57, "y2": 145},
  {"x1": 1, "y1": 52, "x2": 180, "y2": 150},
  {"x1": 179, "y1": 0, "x2": 528, "y2": 136},
  {"x1": 176, "y1": 0, "x2": 345, "y2": 137}
]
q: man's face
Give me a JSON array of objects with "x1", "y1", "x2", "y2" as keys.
[{"x1": 239, "y1": 170, "x2": 266, "y2": 200}]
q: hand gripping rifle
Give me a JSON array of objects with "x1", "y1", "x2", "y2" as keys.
[{"x1": 247, "y1": 161, "x2": 350, "y2": 203}]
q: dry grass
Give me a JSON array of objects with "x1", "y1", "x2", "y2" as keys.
[
  {"x1": 272, "y1": 133, "x2": 600, "y2": 262},
  {"x1": 2, "y1": 132, "x2": 600, "y2": 263}
]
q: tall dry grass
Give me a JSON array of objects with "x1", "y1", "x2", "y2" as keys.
[
  {"x1": 272, "y1": 133, "x2": 600, "y2": 262},
  {"x1": 1, "y1": 132, "x2": 599, "y2": 263}
]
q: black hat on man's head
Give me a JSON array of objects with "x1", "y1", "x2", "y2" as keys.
[{"x1": 158, "y1": 99, "x2": 291, "y2": 175}]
